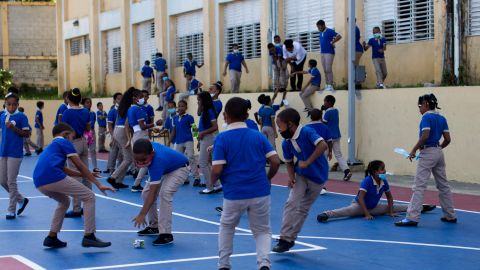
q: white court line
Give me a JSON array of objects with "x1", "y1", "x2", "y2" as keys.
[
  {"x1": 69, "y1": 248, "x2": 321, "y2": 270},
  {"x1": 0, "y1": 255, "x2": 46, "y2": 270},
  {"x1": 0, "y1": 195, "x2": 47, "y2": 200},
  {"x1": 0, "y1": 229, "x2": 252, "y2": 236},
  {"x1": 297, "y1": 236, "x2": 480, "y2": 251}
]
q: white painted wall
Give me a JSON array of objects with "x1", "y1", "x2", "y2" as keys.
[
  {"x1": 131, "y1": 0, "x2": 155, "y2": 24},
  {"x1": 63, "y1": 16, "x2": 89, "y2": 40},
  {"x1": 167, "y1": 0, "x2": 203, "y2": 15},
  {"x1": 99, "y1": 8, "x2": 121, "y2": 31}
]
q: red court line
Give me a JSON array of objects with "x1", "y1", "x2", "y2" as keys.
[
  {"x1": 272, "y1": 172, "x2": 480, "y2": 212},
  {"x1": 0, "y1": 257, "x2": 34, "y2": 270}
]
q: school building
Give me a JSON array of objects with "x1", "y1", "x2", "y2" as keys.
[
  {"x1": 56, "y1": 0, "x2": 480, "y2": 94},
  {"x1": 0, "y1": 1, "x2": 57, "y2": 88}
]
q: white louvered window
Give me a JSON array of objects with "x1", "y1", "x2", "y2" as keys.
[
  {"x1": 468, "y1": 0, "x2": 480, "y2": 36},
  {"x1": 137, "y1": 20, "x2": 156, "y2": 70},
  {"x1": 284, "y1": 0, "x2": 334, "y2": 52},
  {"x1": 70, "y1": 37, "x2": 83, "y2": 56},
  {"x1": 84, "y1": 36, "x2": 91, "y2": 54},
  {"x1": 106, "y1": 29, "x2": 121, "y2": 74},
  {"x1": 224, "y1": 0, "x2": 261, "y2": 59},
  {"x1": 364, "y1": 0, "x2": 433, "y2": 44},
  {"x1": 176, "y1": 11, "x2": 204, "y2": 67}
]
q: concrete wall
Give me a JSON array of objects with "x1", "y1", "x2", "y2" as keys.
[
  {"x1": 65, "y1": 0, "x2": 89, "y2": 20},
  {"x1": 10, "y1": 60, "x2": 57, "y2": 85},
  {"x1": 464, "y1": 36, "x2": 480, "y2": 84},
  {"x1": 68, "y1": 53, "x2": 90, "y2": 90}
]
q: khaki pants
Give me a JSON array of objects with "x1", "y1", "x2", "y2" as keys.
[
  {"x1": 0, "y1": 157, "x2": 24, "y2": 213},
  {"x1": 98, "y1": 126, "x2": 107, "y2": 151},
  {"x1": 133, "y1": 130, "x2": 150, "y2": 186},
  {"x1": 38, "y1": 176, "x2": 96, "y2": 234},
  {"x1": 199, "y1": 133, "x2": 215, "y2": 187},
  {"x1": 261, "y1": 126, "x2": 276, "y2": 150},
  {"x1": 36, "y1": 128, "x2": 44, "y2": 149},
  {"x1": 326, "y1": 201, "x2": 408, "y2": 218},
  {"x1": 300, "y1": 85, "x2": 319, "y2": 111},
  {"x1": 155, "y1": 71, "x2": 165, "y2": 92},
  {"x1": 373, "y1": 58, "x2": 388, "y2": 85},
  {"x1": 332, "y1": 139, "x2": 349, "y2": 172},
  {"x1": 142, "y1": 167, "x2": 188, "y2": 233},
  {"x1": 142, "y1": 78, "x2": 152, "y2": 93},
  {"x1": 107, "y1": 139, "x2": 124, "y2": 176},
  {"x1": 279, "y1": 175, "x2": 324, "y2": 242},
  {"x1": 354, "y1": 52, "x2": 363, "y2": 67},
  {"x1": 321, "y1": 53, "x2": 335, "y2": 85},
  {"x1": 229, "y1": 70, "x2": 242, "y2": 93},
  {"x1": 111, "y1": 127, "x2": 133, "y2": 183},
  {"x1": 68, "y1": 138, "x2": 91, "y2": 213},
  {"x1": 406, "y1": 147, "x2": 456, "y2": 222},
  {"x1": 23, "y1": 137, "x2": 39, "y2": 154},
  {"x1": 174, "y1": 141, "x2": 198, "y2": 178},
  {"x1": 88, "y1": 131, "x2": 98, "y2": 169},
  {"x1": 272, "y1": 61, "x2": 288, "y2": 90},
  {"x1": 219, "y1": 196, "x2": 271, "y2": 270}
]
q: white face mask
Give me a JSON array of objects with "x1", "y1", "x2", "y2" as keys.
[
  {"x1": 233, "y1": 49, "x2": 239, "y2": 53},
  {"x1": 210, "y1": 93, "x2": 215, "y2": 98},
  {"x1": 137, "y1": 98, "x2": 145, "y2": 105}
]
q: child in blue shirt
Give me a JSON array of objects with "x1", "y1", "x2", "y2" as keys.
[
  {"x1": 322, "y1": 95, "x2": 352, "y2": 181},
  {"x1": 1, "y1": 93, "x2": 31, "y2": 219},
  {"x1": 211, "y1": 97, "x2": 280, "y2": 270},
  {"x1": 179, "y1": 72, "x2": 204, "y2": 101},
  {"x1": 307, "y1": 109, "x2": 333, "y2": 160},
  {"x1": 208, "y1": 81, "x2": 223, "y2": 117},
  {"x1": 255, "y1": 94, "x2": 281, "y2": 151},
  {"x1": 267, "y1": 42, "x2": 288, "y2": 103},
  {"x1": 33, "y1": 122, "x2": 115, "y2": 248},
  {"x1": 96, "y1": 102, "x2": 108, "y2": 153},
  {"x1": 54, "y1": 91, "x2": 69, "y2": 125},
  {"x1": 161, "y1": 78, "x2": 177, "y2": 121},
  {"x1": 363, "y1": 26, "x2": 388, "y2": 89},
  {"x1": 396, "y1": 94, "x2": 456, "y2": 227},
  {"x1": 141, "y1": 60, "x2": 155, "y2": 93},
  {"x1": 245, "y1": 99, "x2": 259, "y2": 131},
  {"x1": 82, "y1": 98, "x2": 99, "y2": 173},
  {"x1": 154, "y1": 52, "x2": 167, "y2": 93},
  {"x1": 183, "y1": 52, "x2": 204, "y2": 90},
  {"x1": 35, "y1": 101, "x2": 45, "y2": 152},
  {"x1": 223, "y1": 43, "x2": 249, "y2": 93},
  {"x1": 161, "y1": 101, "x2": 177, "y2": 148},
  {"x1": 18, "y1": 107, "x2": 40, "y2": 157},
  {"x1": 105, "y1": 92, "x2": 124, "y2": 175},
  {"x1": 272, "y1": 108, "x2": 329, "y2": 253},
  {"x1": 290, "y1": 59, "x2": 321, "y2": 113},
  {"x1": 318, "y1": 160, "x2": 436, "y2": 223},
  {"x1": 132, "y1": 139, "x2": 190, "y2": 245},
  {"x1": 316, "y1": 19, "x2": 342, "y2": 91}
]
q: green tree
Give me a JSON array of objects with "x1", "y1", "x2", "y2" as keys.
[{"x1": 0, "y1": 69, "x2": 13, "y2": 96}]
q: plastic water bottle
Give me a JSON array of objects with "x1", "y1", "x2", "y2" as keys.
[{"x1": 192, "y1": 123, "x2": 199, "y2": 139}]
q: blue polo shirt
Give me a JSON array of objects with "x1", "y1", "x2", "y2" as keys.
[
  {"x1": 213, "y1": 99, "x2": 223, "y2": 117},
  {"x1": 173, "y1": 114, "x2": 194, "y2": 144},
  {"x1": 154, "y1": 58, "x2": 167, "y2": 72},
  {"x1": 0, "y1": 112, "x2": 30, "y2": 158},
  {"x1": 127, "y1": 105, "x2": 147, "y2": 129},
  {"x1": 356, "y1": 26, "x2": 364, "y2": 53},
  {"x1": 419, "y1": 111, "x2": 449, "y2": 146},
  {"x1": 306, "y1": 121, "x2": 332, "y2": 141},
  {"x1": 309, "y1": 67, "x2": 321, "y2": 87},
  {"x1": 54, "y1": 103, "x2": 68, "y2": 125},
  {"x1": 319, "y1": 28, "x2": 339, "y2": 54},
  {"x1": 148, "y1": 142, "x2": 189, "y2": 183},
  {"x1": 245, "y1": 118, "x2": 259, "y2": 131},
  {"x1": 355, "y1": 176, "x2": 390, "y2": 209},
  {"x1": 213, "y1": 123, "x2": 276, "y2": 200},
  {"x1": 368, "y1": 37, "x2": 387, "y2": 59},
  {"x1": 198, "y1": 109, "x2": 217, "y2": 132},
  {"x1": 35, "y1": 110, "x2": 43, "y2": 129},
  {"x1": 270, "y1": 46, "x2": 283, "y2": 64},
  {"x1": 282, "y1": 125, "x2": 329, "y2": 184},
  {"x1": 323, "y1": 107, "x2": 341, "y2": 139},
  {"x1": 183, "y1": 60, "x2": 198, "y2": 76},
  {"x1": 62, "y1": 108, "x2": 90, "y2": 138},
  {"x1": 33, "y1": 137, "x2": 78, "y2": 188},
  {"x1": 163, "y1": 114, "x2": 175, "y2": 144},
  {"x1": 143, "y1": 104, "x2": 155, "y2": 124},
  {"x1": 258, "y1": 105, "x2": 279, "y2": 127},
  {"x1": 116, "y1": 115, "x2": 127, "y2": 126},
  {"x1": 226, "y1": 52, "x2": 244, "y2": 72},
  {"x1": 89, "y1": 111, "x2": 96, "y2": 130},
  {"x1": 189, "y1": 79, "x2": 201, "y2": 93},
  {"x1": 107, "y1": 107, "x2": 118, "y2": 127},
  {"x1": 141, "y1": 65, "x2": 154, "y2": 78},
  {"x1": 165, "y1": 86, "x2": 176, "y2": 102},
  {"x1": 97, "y1": 111, "x2": 107, "y2": 128}
]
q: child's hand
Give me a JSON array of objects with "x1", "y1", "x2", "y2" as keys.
[
  {"x1": 98, "y1": 184, "x2": 116, "y2": 196},
  {"x1": 207, "y1": 145, "x2": 214, "y2": 153},
  {"x1": 288, "y1": 178, "x2": 296, "y2": 188},
  {"x1": 5, "y1": 122, "x2": 14, "y2": 129},
  {"x1": 364, "y1": 214, "x2": 374, "y2": 220},
  {"x1": 408, "y1": 151, "x2": 416, "y2": 162},
  {"x1": 198, "y1": 132, "x2": 204, "y2": 140},
  {"x1": 132, "y1": 214, "x2": 147, "y2": 229},
  {"x1": 298, "y1": 160, "x2": 310, "y2": 169}
]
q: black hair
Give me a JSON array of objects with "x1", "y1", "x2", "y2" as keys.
[
  {"x1": 113, "y1": 92, "x2": 122, "y2": 101},
  {"x1": 225, "y1": 97, "x2": 248, "y2": 122},
  {"x1": 310, "y1": 109, "x2": 322, "y2": 121},
  {"x1": 68, "y1": 88, "x2": 82, "y2": 105},
  {"x1": 308, "y1": 59, "x2": 317, "y2": 67},
  {"x1": 141, "y1": 90, "x2": 149, "y2": 95},
  {"x1": 117, "y1": 87, "x2": 136, "y2": 118},
  {"x1": 185, "y1": 72, "x2": 193, "y2": 76},
  {"x1": 18, "y1": 107, "x2": 24, "y2": 113},
  {"x1": 213, "y1": 81, "x2": 223, "y2": 93},
  {"x1": 165, "y1": 78, "x2": 176, "y2": 89},
  {"x1": 7, "y1": 86, "x2": 19, "y2": 95},
  {"x1": 316, "y1": 19, "x2": 326, "y2": 26},
  {"x1": 284, "y1": 39, "x2": 294, "y2": 49},
  {"x1": 62, "y1": 91, "x2": 69, "y2": 99},
  {"x1": 245, "y1": 99, "x2": 252, "y2": 110},
  {"x1": 156, "y1": 52, "x2": 162, "y2": 57},
  {"x1": 277, "y1": 108, "x2": 301, "y2": 126},
  {"x1": 257, "y1": 94, "x2": 271, "y2": 106},
  {"x1": 231, "y1": 43, "x2": 239, "y2": 49},
  {"x1": 37, "y1": 101, "x2": 44, "y2": 108},
  {"x1": 198, "y1": 91, "x2": 215, "y2": 127},
  {"x1": 133, "y1": 138, "x2": 153, "y2": 155},
  {"x1": 267, "y1": 43, "x2": 275, "y2": 49},
  {"x1": 167, "y1": 100, "x2": 176, "y2": 107},
  {"x1": 4, "y1": 92, "x2": 19, "y2": 102},
  {"x1": 324, "y1": 95, "x2": 336, "y2": 105},
  {"x1": 145, "y1": 60, "x2": 150, "y2": 65},
  {"x1": 365, "y1": 160, "x2": 385, "y2": 177},
  {"x1": 373, "y1": 26, "x2": 381, "y2": 32},
  {"x1": 97, "y1": 102, "x2": 103, "y2": 107},
  {"x1": 52, "y1": 122, "x2": 74, "y2": 137},
  {"x1": 81, "y1": 97, "x2": 92, "y2": 106},
  {"x1": 178, "y1": 100, "x2": 188, "y2": 107},
  {"x1": 273, "y1": 35, "x2": 281, "y2": 40},
  {"x1": 187, "y1": 52, "x2": 193, "y2": 57},
  {"x1": 418, "y1": 93, "x2": 440, "y2": 110}
]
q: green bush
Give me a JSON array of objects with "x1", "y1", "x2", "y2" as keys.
[{"x1": 0, "y1": 69, "x2": 13, "y2": 96}]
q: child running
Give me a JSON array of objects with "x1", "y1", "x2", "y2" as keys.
[
  {"x1": 212, "y1": 97, "x2": 280, "y2": 270},
  {"x1": 33, "y1": 122, "x2": 115, "y2": 248}
]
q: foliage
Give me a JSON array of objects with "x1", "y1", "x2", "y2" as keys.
[{"x1": 0, "y1": 69, "x2": 13, "y2": 96}]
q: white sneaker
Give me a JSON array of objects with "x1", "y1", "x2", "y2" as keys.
[
  {"x1": 320, "y1": 188, "x2": 328, "y2": 195},
  {"x1": 199, "y1": 188, "x2": 215, "y2": 194},
  {"x1": 323, "y1": 85, "x2": 330, "y2": 91},
  {"x1": 329, "y1": 85, "x2": 335, "y2": 91},
  {"x1": 282, "y1": 99, "x2": 289, "y2": 106}
]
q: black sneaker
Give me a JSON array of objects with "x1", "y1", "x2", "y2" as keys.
[
  {"x1": 156, "y1": 106, "x2": 163, "y2": 112},
  {"x1": 218, "y1": 268, "x2": 230, "y2": 270},
  {"x1": 272, "y1": 239, "x2": 295, "y2": 253},
  {"x1": 117, "y1": 183, "x2": 129, "y2": 189},
  {"x1": 43, "y1": 236, "x2": 67, "y2": 248},
  {"x1": 82, "y1": 234, "x2": 111, "y2": 248},
  {"x1": 24, "y1": 152, "x2": 32, "y2": 157},
  {"x1": 440, "y1": 217, "x2": 457, "y2": 223},
  {"x1": 152, "y1": 234, "x2": 174, "y2": 245},
  {"x1": 17, "y1": 197, "x2": 29, "y2": 215},
  {"x1": 93, "y1": 168, "x2": 101, "y2": 173},
  {"x1": 193, "y1": 179, "x2": 200, "y2": 187},
  {"x1": 137, "y1": 227, "x2": 159, "y2": 236},
  {"x1": 131, "y1": 185, "x2": 144, "y2": 192},
  {"x1": 35, "y1": 148, "x2": 43, "y2": 155},
  {"x1": 421, "y1": 204, "x2": 436, "y2": 213},
  {"x1": 6, "y1": 213, "x2": 15, "y2": 220},
  {"x1": 343, "y1": 169, "x2": 352, "y2": 181},
  {"x1": 183, "y1": 180, "x2": 190, "y2": 185},
  {"x1": 132, "y1": 170, "x2": 139, "y2": 180},
  {"x1": 317, "y1": 213, "x2": 329, "y2": 223},
  {"x1": 394, "y1": 219, "x2": 418, "y2": 227},
  {"x1": 65, "y1": 209, "x2": 83, "y2": 218},
  {"x1": 259, "y1": 266, "x2": 270, "y2": 270},
  {"x1": 107, "y1": 177, "x2": 120, "y2": 189}
]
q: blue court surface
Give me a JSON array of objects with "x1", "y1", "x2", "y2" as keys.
[{"x1": 1, "y1": 157, "x2": 479, "y2": 270}]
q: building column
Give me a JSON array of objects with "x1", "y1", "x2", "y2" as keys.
[
  {"x1": 335, "y1": 0, "x2": 348, "y2": 87},
  {"x1": 89, "y1": 0, "x2": 101, "y2": 94},
  {"x1": 55, "y1": 0, "x2": 65, "y2": 94},
  {"x1": 120, "y1": 0, "x2": 132, "y2": 90},
  {"x1": 260, "y1": 0, "x2": 270, "y2": 90},
  {"x1": 203, "y1": 0, "x2": 216, "y2": 84},
  {"x1": 433, "y1": 0, "x2": 446, "y2": 84},
  {"x1": 154, "y1": 0, "x2": 168, "y2": 60},
  {"x1": 2, "y1": 3, "x2": 9, "y2": 70}
]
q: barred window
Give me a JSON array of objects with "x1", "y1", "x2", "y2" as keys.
[
  {"x1": 112, "y1": 47, "x2": 122, "y2": 73},
  {"x1": 284, "y1": 0, "x2": 335, "y2": 52},
  {"x1": 70, "y1": 38, "x2": 82, "y2": 56},
  {"x1": 106, "y1": 29, "x2": 121, "y2": 74},
  {"x1": 137, "y1": 20, "x2": 156, "y2": 70},
  {"x1": 175, "y1": 11, "x2": 204, "y2": 67},
  {"x1": 84, "y1": 36, "x2": 91, "y2": 54},
  {"x1": 468, "y1": 0, "x2": 480, "y2": 36},
  {"x1": 224, "y1": 0, "x2": 261, "y2": 59}
]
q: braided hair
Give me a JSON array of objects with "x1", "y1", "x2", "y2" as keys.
[
  {"x1": 365, "y1": 160, "x2": 385, "y2": 177},
  {"x1": 418, "y1": 93, "x2": 441, "y2": 110}
]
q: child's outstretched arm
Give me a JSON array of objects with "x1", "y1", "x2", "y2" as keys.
[
  {"x1": 385, "y1": 191, "x2": 396, "y2": 217},
  {"x1": 298, "y1": 140, "x2": 328, "y2": 169},
  {"x1": 357, "y1": 191, "x2": 373, "y2": 220},
  {"x1": 68, "y1": 155, "x2": 116, "y2": 195},
  {"x1": 133, "y1": 183, "x2": 160, "y2": 228}
]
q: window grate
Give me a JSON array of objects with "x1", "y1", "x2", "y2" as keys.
[
  {"x1": 175, "y1": 10, "x2": 204, "y2": 67},
  {"x1": 70, "y1": 37, "x2": 82, "y2": 56},
  {"x1": 137, "y1": 20, "x2": 156, "y2": 70},
  {"x1": 468, "y1": 0, "x2": 480, "y2": 36},
  {"x1": 106, "y1": 29, "x2": 121, "y2": 74}
]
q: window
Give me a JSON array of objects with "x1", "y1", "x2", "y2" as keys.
[
  {"x1": 284, "y1": 0, "x2": 335, "y2": 52},
  {"x1": 224, "y1": 0, "x2": 261, "y2": 59},
  {"x1": 70, "y1": 38, "x2": 82, "y2": 56},
  {"x1": 468, "y1": 0, "x2": 480, "y2": 36},
  {"x1": 175, "y1": 11, "x2": 204, "y2": 67},
  {"x1": 112, "y1": 47, "x2": 122, "y2": 73},
  {"x1": 84, "y1": 36, "x2": 91, "y2": 54},
  {"x1": 364, "y1": 0, "x2": 434, "y2": 44},
  {"x1": 106, "y1": 29, "x2": 121, "y2": 74},
  {"x1": 137, "y1": 20, "x2": 156, "y2": 70}
]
